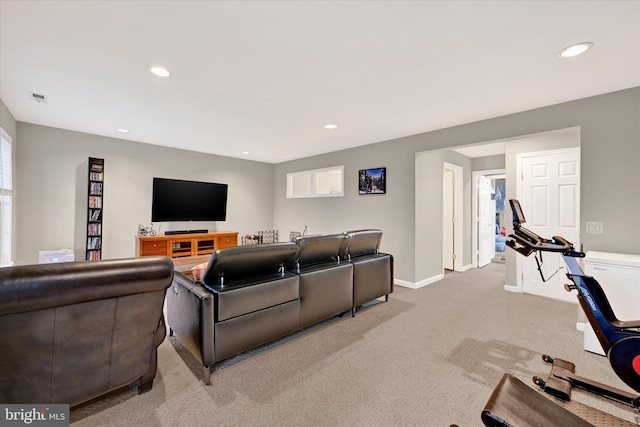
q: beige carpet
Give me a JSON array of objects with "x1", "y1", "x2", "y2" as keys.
[{"x1": 70, "y1": 263, "x2": 639, "y2": 426}]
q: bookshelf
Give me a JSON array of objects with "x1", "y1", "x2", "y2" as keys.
[{"x1": 86, "y1": 157, "x2": 104, "y2": 260}]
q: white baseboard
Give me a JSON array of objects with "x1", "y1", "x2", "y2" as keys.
[
  {"x1": 395, "y1": 274, "x2": 444, "y2": 289},
  {"x1": 458, "y1": 264, "x2": 473, "y2": 272},
  {"x1": 503, "y1": 285, "x2": 520, "y2": 293}
]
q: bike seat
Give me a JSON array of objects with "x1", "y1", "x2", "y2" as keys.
[{"x1": 481, "y1": 374, "x2": 594, "y2": 427}]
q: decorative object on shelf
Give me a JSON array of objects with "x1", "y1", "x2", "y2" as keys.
[
  {"x1": 86, "y1": 157, "x2": 104, "y2": 260},
  {"x1": 259, "y1": 230, "x2": 278, "y2": 243},
  {"x1": 242, "y1": 230, "x2": 279, "y2": 245},
  {"x1": 358, "y1": 167, "x2": 386, "y2": 195},
  {"x1": 138, "y1": 223, "x2": 157, "y2": 236},
  {"x1": 243, "y1": 235, "x2": 261, "y2": 245},
  {"x1": 289, "y1": 231, "x2": 302, "y2": 241}
]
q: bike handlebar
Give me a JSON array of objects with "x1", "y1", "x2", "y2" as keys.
[
  {"x1": 508, "y1": 227, "x2": 572, "y2": 253},
  {"x1": 506, "y1": 199, "x2": 584, "y2": 258}
]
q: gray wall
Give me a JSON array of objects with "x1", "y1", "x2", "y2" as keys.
[
  {"x1": 6, "y1": 87, "x2": 640, "y2": 280},
  {"x1": 415, "y1": 149, "x2": 472, "y2": 281},
  {"x1": 15, "y1": 123, "x2": 274, "y2": 264},
  {"x1": 274, "y1": 87, "x2": 640, "y2": 284},
  {"x1": 472, "y1": 154, "x2": 505, "y2": 171}
]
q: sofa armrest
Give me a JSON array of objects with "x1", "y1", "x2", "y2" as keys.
[{"x1": 167, "y1": 272, "x2": 216, "y2": 368}]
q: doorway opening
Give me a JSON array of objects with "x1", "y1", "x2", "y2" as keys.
[{"x1": 473, "y1": 170, "x2": 506, "y2": 268}]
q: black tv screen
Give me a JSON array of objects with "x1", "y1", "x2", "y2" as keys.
[{"x1": 151, "y1": 178, "x2": 228, "y2": 222}]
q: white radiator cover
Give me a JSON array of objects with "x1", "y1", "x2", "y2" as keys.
[{"x1": 581, "y1": 251, "x2": 640, "y2": 356}]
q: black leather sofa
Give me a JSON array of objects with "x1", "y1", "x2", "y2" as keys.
[
  {"x1": 0, "y1": 256, "x2": 174, "y2": 407},
  {"x1": 291, "y1": 233, "x2": 354, "y2": 328},
  {"x1": 167, "y1": 230, "x2": 393, "y2": 385},
  {"x1": 343, "y1": 229, "x2": 394, "y2": 308}
]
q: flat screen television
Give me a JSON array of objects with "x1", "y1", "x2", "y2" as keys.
[{"x1": 151, "y1": 178, "x2": 228, "y2": 222}]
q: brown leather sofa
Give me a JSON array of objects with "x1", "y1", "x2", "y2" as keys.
[
  {"x1": 167, "y1": 230, "x2": 393, "y2": 385},
  {"x1": 0, "y1": 256, "x2": 174, "y2": 407}
]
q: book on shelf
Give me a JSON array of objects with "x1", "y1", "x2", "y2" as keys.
[
  {"x1": 89, "y1": 209, "x2": 101, "y2": 222},
  {"x1": 90, "y1": 172, "x2": 104, "y2": 181},
  {"x1": 89, "y1": 182, "x2": 103, "y2": 195},
  {"x1": 87, "y1": 249, "x2": 101, "y2": 260},
  {"x1": 87, "y1": 223, "x2": 102, "y2": 236},
  {"x1": 89, "y1": 196, "x2": 102, "y2": 208},
  {"x1": 87, "y1": 236, "x2": 102, "y2": 250}
]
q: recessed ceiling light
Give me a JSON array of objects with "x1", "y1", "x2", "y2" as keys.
[
  {"x1": 117, "y1": 128, "x2": 129, "y2": 133},
  {"x1": 242, "y1": 151, "x2": 250, "y2": 155},
  {"x1": 150, "y1": 66, "x2": 171, "y2": 77},
  {"x1": 558, "y1": 42, "x2": 593, "y2": 58},
  {"x1": 324, "y1": 124, "x2": 338, "y2": 130}
]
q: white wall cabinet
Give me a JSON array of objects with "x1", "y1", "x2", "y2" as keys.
[{"x1": 582, "y1": 251, "x2": 640, "y2": 355}]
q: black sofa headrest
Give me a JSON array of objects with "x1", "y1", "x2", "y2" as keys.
[
  {"x1": 343, "y1": 229, "x2": 383, "y2": 258},
  {"x1": 291, "y1": 234, "x2": 348, "y2": 268},
  {"x1": 0, "y1": 257, "x2": 174, "y2": 317},
  {"x1": 203, "y1": 242, "x2": 298, "y2": 286}
]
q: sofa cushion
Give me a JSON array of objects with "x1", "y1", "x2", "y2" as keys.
[{"x1": 191, "y1": 262, "x2": 208, "y2": 282}]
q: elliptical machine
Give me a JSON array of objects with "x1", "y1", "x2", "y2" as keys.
[{"x1": 506, "y1": 199, "x2": 640, "y2": 410}]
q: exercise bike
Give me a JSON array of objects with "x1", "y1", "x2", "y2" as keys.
[{"x1": 481, "y1": 199, "x2": 640, "y2": 426}]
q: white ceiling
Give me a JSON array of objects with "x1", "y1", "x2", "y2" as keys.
[{"x1": 1, "y1": 1, "x2": 638, "y2": 164}]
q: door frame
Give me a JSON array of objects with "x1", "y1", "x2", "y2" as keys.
[
  {"x1": 443, "y1": 162, "x2": 463, "y2": 272},
  {"x1": 515, "y1": 147, "x2": 580, "y2": 293},
  {"x1": 472, "y1": 169, "x2": 505, "y2": 269}
]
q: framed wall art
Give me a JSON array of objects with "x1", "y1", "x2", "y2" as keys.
[{"x1": 358, "y1": 167, "x2": 386, "y2": 195}]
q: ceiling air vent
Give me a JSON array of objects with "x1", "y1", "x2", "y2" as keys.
[{"x1": 29, "y1": 92, "x2": 48, "y2": 103}]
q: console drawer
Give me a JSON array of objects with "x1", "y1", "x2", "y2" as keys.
[
  {"x1": 218, "y1": 235, "x2": 238, "y2": 249},
  {"x1": 141, "y1": 240, "x2": 168, "y2": 256}
]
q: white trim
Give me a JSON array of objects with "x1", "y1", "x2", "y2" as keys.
[
  {"x1": 395, "y1": 274, "x2": 444, "y2": 289},
  {"x1": 0, "y1": 127, "x2": 13, "y2": 267},
  {"x1": 286, "y1": 165, "x2": 344, "y2": 198},
  {"x1": 0, "y1": 127, "x2": 11, "y2": 144},
  {"x1": 459, "y1": 263, "x2": 473, "y2": 272},
  {"x1": 443, "y1": 162, "x2": 463, "y2": 272}
]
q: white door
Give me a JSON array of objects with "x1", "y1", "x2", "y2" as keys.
[
  {"x1": 520, "y1": 148, "x2": 580, "y2": 302},
  {"x1": 443, "y1": 169, "x2": 455, "y2": 270},
  {"x1": 478, "y1": 176, "x2": 496, "y2": 267}
]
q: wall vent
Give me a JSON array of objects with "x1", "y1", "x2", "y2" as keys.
[{"x1": 29, "y1": 92, "x2": 48, "y2": 103}]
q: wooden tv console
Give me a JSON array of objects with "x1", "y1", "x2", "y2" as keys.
[{"x1": 135, "y1": 231, "x2": 238, "y2": 259}]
